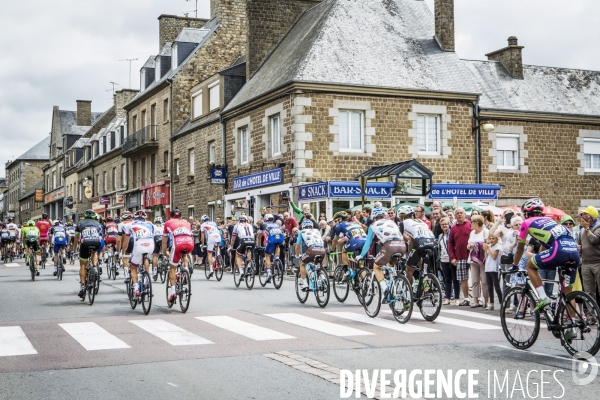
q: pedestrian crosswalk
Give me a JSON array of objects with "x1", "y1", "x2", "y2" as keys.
[{"x1": 2, "y1": 309, "x2": 512, "y2": 358}]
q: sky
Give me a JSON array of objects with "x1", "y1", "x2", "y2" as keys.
[{"x1": 1, "y1": 0, "x2": 599, "y2": 174}]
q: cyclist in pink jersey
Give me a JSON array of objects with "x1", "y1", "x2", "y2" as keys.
[{"x1": 162, "y1": 209, "x2": 194, "y2": 302}]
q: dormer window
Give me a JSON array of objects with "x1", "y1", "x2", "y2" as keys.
[
  {"x1": 155, "y1": 58, "x2": 161, "y2": 82},
  {"x1": 171, "y1": 44, "x2": 178, "y2": 70},
  {"x1": 141, "y1": 69, "x2": 146, "y2": 91}
]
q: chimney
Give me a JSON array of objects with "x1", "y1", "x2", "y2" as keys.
[
  {"x1": 246, "y1": 0, "x2": 322, "y2": 78},
  {"x1": 485, "y1": 36, "x2": 525, "y2": 79},
  {"x1": 158, "y1": 14, "x2": 208, "y2": 50},
  {"x1": 434, "y1": 0, "x2": 455, "y2": 51},
  {"x1": 76, "y1": 100, "x2": 92, "y2": 126},
  {"x1": 114, "y1": 89, "x2": 139, "y2": 119}
]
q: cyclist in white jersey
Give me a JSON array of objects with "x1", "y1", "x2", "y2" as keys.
[
  {"x1": 200, "y1": 215, "x2": 222, "y2": 278},
  {"x1": 401, "y1": 207, "x2": 435, "y2": 285},
  {"x1": 152, "y1": 216, "x2": 164, "y2": 279},
  {"x1": 228, "y1": 216, "x2": 255, "y2": 278},
  {"x1": 295, "y1": 220, "x2": 327, "y2": 291},
  {"x1": 7, "y1": 221, "x2": 19, "y2": 254}
]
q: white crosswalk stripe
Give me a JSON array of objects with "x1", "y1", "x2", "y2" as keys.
[
  {"x1": 4, "y1": 263, "x2": 20, "y2": 267},
  {"x1": 196, "y1": 316, "x2": 295, "y2": 341},
  {"x1": 441, "y1": 309, "x2": 536, "y2": 327},
  {"x1": 0, "y1": 326, "x2": 38, "y2": 356},
  {"x1": 59, "y1": 322, "x2": 130, "y2": 351},
  {"x1": 382, "y1": 310, "x2": 501, "y2": 330},
  {"x1": 323, "y1": 312, "x2": 439, "y2": 333},
  {"x1": 265, "y1": 313, "x2": 374, "y2": 337},
  {"x1": 130, "y1": 319, "x2": 213, "y2": 346}
]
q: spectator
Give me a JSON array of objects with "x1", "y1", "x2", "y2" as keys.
[
  {"x1": 299, "y1": 211, "x2": 318, "y2": 228},
  {"x1": 484, "y1": 231, "x2": 502, "y2": 311},
  {"x1": 467, "y1": 215, "x2": 489, "y2": 308},
  {"x1": 283, "y1": 212, "x2": 299, "y2": 237},
  {"x1": 358, "y1": 206, "x2": 373, "y2": 230},
  {"x1": 445, "y1": 209, "x2": 455, "y2": 227},
  {"x1": 431, "y1": 208, "x2": 443, "y2": 238},
  {"x1": 490, "y1": 209, "x2": 517, "y2": 295},
  {"x1": 191, "y1": 224, "x2": 201, "y2": 264},
  {"x1": 432, "y1": 201, "x2": 442, "y2": 210},
  {"x1": 481, "y1": 210, "x2": 495, "y2": 230},
  {"x1": 352, "y1": 210, "x2": 362, "y2": 223},
  {"x1": 387, "y1": 209, "x2": 401, "y2": 227},
  {"x1": 578, "y1": 205, "x2": 600, "y2": 312},
  {"x1": 319, "y1": 220, "x2": 331, "y2": 242},
  {"x1": 415, "y1": 205, "x2": 431, "y2": 229},
  {"x1": 438, "y1": 217, "x2": 458, "y2": 305},
  {"x1": 448, "y1": 207, "x2": 472, "y2": 306},
  {"x1": 290, "y1": 201, "x2": 310, "y2": 221}
]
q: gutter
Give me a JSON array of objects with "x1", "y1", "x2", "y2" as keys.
[
  {"x1": 473, "y1": 96, "x2": 482, "y2": 185},
  {"x1": 220, "y1": 115, "x2": 227, "y2": 197},
  {"x1": 168, "y1": 78, "x2": 174, "y2": 215}
]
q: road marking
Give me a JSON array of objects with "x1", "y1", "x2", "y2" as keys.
[
  {"x1": 382, "y1": 310, "x2": 501, "y2": 330},
  {"x1": 130, "y1": 319, "x2": 213, "y2": 346},
  {"x1": 167, "y1": 382, "x2": 177, "y2": 387},
  {"x1": 323, "y1": 312, "x2": 439, "y2": 333},
  {"x1": 264, "y1": 313, "x2": 374, "y2": 337},
  {"x1": 196, "y1": 316, "x2": 295, "y2": 341},
  {"x1": 0, "y1": 326, "x2": 38, "y2": 356},
  {"x1": 442, "y1": 309, "x2": 536, "y2": 327},
  {"x1": 59, "y1": 322, "x2": 130, "y2": 351},
  {"x1": 4, "y1": 263, "x2": 20, "y2": 267},
  {"x1": 494, "y1": 345, "x2": 600, "y2": 368}
]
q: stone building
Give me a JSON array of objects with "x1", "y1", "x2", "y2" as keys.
[
  {"x1": 217, "y1": 0, "x2": 600, "y2": 217},
  {"x1": 19, "y1": 181, "x2": 44, "y2": 223},
  {"x1": 4, "y1": 137, "x2": 50, "y2": 223}
]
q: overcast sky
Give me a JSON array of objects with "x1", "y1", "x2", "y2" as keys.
[{"x1": 1, "y1": 0, "x2": 598, "y2": 173}]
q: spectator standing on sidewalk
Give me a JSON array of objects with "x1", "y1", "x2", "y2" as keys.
[
  {"x1": 415, "y1": 205, "x2": 432, "y2": 230},
  {"x1": 448, "y1": 207, "x2": 472, "y2": 306},
  {"x1": 481, "y1": 210, "x2": 495, "y2": 230},
  {"x1": 577, "y1": 206, "x2": 600, "y2": 307},
  {"x1": 438, "y1": 217, "x2": 459, "y2": 305},
  {"x1": 467, "y1": 215, "x2": 489, "y2": 308},
  {"x1": 484, "y1": 231, "x2": 502, "y2": 311}
]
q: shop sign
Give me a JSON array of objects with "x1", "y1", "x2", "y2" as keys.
[
  {"x1": 35, "y1": 189, "x2": 44, "y2": 202},
  {"x1": 64, "y1": 196, "x2": 74, "y2": 209},
  {"x1": 144, "y1": 185, "x2": 170, "y2": 208},
  {"x1": 428, "y1": 184, "x2": 501, "y2": 200},
  {"x1": 116, "y1": 194, "x2": 125, "y2": 204},
  {"x1": 298, "y1": 182, "x2": 329, "y2": 201},
  {"x1": 126, "y1": 193, "x2": 140, "y2": 208},
  {"x1": 45, "y1": 189, "x2": 65, "y2": 203},
  {"x1": 210, "y1": 166, "x2": 227, "y2": 185},
  {"x1": 328, "y1": 181, "x2": 395, "y2": 199},
  {"x1": 232, "y1": 168, "x2": 282, "y2": 192},
  {"x1": 99, "y1": 197, "x2": 110, "y2": 205},
  {"x1": 84, "y1": 187, "x2": 93, "y2": 199}
]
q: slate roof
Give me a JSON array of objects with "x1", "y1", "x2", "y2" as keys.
[
  {"x1": 15, "y1": 137, "x2": 50, "y2": 162},
  {"x1": 175, "y1": 27, "x2": 210, "y2": 43},
  {"x1": 0, "y1": 178, "x2": 7, "y2": 188},
  {"x1": 59, "y1": 110, "x2": 103, "y2": 136},
  {"x1": 19, "y1": 180, "x2": 44, "y2": 201},
  {"x1": 142, "y1": 56, "x2": 156, "y2": 69},
  {"x1": 71, "y1": 138, "x2": 89, "y2": 149},
  {"x1": 173, "y1": 115, "x2": 220, "y2": 139},
  {"x1": 158, "y1": 42, "x2": 172, "y2": 56}
]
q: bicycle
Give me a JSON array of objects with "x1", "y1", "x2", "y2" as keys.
[
  {"x1": 500, "y1": 262, "x2": 600, "y2": 356},
  {"x1": 166, "y1": 250, "x2": 192, "y2": 313},
  {"x1": 233, "y1": 247, "x2": 256, "y2": 290},
  {"x1": 331, "y1": 252, "x2": 370, "y2": 306},
  {"x1": 258, "y1": 244, "x2": 284, "y2": 289},
  {"x1": 295, "y1": 254, "x2": 330, "y2": 308},
  {"x1": 56, "y1": 248, "x2": 65, "y2": 281},
  {"x1": 127, "y1": 253, "x2": 153, "y2": 315},
  {"x1": 204, "y1": 245, "x2": 224, "y2": 281},
  {"x1": 106, "y1": 247, "x2": 119, "y2": 281},
  {"x1": 27, "y1": 250, "x2": 36, "y2": 281},
  {"x1": 40, "y1": 243, "x2": 48, "y2": 269},
  {"x1": 82, "y1": 246, "x2": 100, "y2": 305},
  {"x1": 156, "y1": 253, "x2": 169, "y2": 283}
]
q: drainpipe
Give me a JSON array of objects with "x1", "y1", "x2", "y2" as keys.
[
  {"x1": 220, "y1": 115, "x2": 227, "y2": 217},
  {"x1": 167, "y1": 78, "x2": 174, "y2": 218},
  {"x1": 473, "y1": 96, "x2": 482, "y2": 184}
]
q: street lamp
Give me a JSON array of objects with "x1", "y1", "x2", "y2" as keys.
[{"x1": 472, "y1": 122, "x2": 495, "y2": 133}]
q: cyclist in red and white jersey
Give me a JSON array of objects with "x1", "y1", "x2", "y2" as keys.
[
  {"x1": 162, "y1": 209, "x2": 194, "y2": 302},
  {"x1": 103, "y1": 216, "x2": 119, "y2": 265},
  {"x1": 36, "y1": 213, "x2": 52, "y2": 255}
]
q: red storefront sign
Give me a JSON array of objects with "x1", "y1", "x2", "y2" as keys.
[{"x1": 142, "y1": 180, "x2": 170, "y2": 208}]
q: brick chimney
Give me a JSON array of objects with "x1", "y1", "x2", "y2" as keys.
[
  {"x1": 246, "y1": 0, "x2": 322, "y2": 78},
  {"x1": 434, "y1": 0, "x2": 455, "y2": 51},
  {"x1": 158, "y1": 14, "x2": 208, "y2": 50},
  {"x1": 114, "y1": 89, "x2": 139, "y2": 119},
  {"x1": 76, "y1": 100, "x2": 92, "y2": 126},
  {"x1": 485, "y1": 36, "x2": 525, "y2": 79}
]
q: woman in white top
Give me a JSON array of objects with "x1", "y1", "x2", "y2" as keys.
[
  {"x1": 467, "y1": 215, "x2": 489, "y2": 308},
  {"x1": 438, "y1": 217, "x2": 459, "y2": 305}
]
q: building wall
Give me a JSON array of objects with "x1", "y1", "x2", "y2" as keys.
[
  {"x1": 158, "y1": 15, "x2": 208, "y2": 50},
  {"x1": 5, "y1": 160, "x2": 46, "y2": 222},
  {"x1": 92, "y1": 151, "x2": 129, "y2": 217},
  {"x1": 19, "y1": 194, "x2": 43, "y2": 222}
]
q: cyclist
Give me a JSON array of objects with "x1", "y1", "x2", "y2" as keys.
[
  {"x1": 356, "y1": 207, "x2": 406, "y2": 303},
  {"x1": 228, "y1": 215, "x2": 255, "y2": 279},
  {"x1": 66, "y1": 221, "x2": 76, "y2": 258},
  {"x1": 50, "y1": 219, "x2": 68, "y2": 276},
  {"x1": 511, "y1": 198, "x2": 580, "y2": 311},
  {"x1": 152, "y1": 216, "x2": 164, "y2": 279},
  {"x1": 200, "y1": 215, "x2": 222, "y2": 279},
  {"x1": 36, "y1": 214, "x2": 52, "y2": 263},
  {"x1": 122, "y1": 210, "x2": 155, "y2": 297},
  {"x1": 162, "y1": 209, "x2": 194, "y2": 303},
  {"x1": 103, "y1": 216, "x2": 119, "y2": 267},
  {"x1": 74, "y1": 210, "x2": 103, "y2": 299},
  {"x1": 0, "y1": 223, "x2": 10, "y2": 259},
  {"x1": 295, "y1": 219, "x2": 327, "y2": 291},
  {"x1": 117, "y1": 211, "x2": 135, "y2": 283},
  {"x1": 401, "y1": 206, "x2": 436, "y2": 287},
  {"x1": 259, "y1": 214, "x2": 285, "y2": 283},
  {"x1": 331, "y1": 211, "x2": 367, "y2": 266},
  {"x1": 22, "y1": 221, "x2": 41, "y2": 275},
  {"x1": 7, "y1": 218, "x2": 20, "y2": 258}
]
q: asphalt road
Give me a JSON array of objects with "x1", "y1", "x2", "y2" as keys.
[{"x1": 0, "y1": 259, "x2": 598, "y2": 399}]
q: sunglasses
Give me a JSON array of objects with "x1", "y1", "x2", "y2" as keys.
[
  {"x1": 563, "y1": 222, "x2": 574, "y2": 226},
  {"x1": 388, "y1": 212, "x2": 395, "y2": 215}
]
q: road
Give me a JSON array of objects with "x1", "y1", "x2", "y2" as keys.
[{"x1": 0, "y1": 259, "x2": 598, "y2": 399}]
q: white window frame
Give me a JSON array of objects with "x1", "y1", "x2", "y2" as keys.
[
  {"x1": 208, "y1": 82, "x2": 220, "y2": 111},
  {"x1": 175, "y1": 159, "x2": 180, "y2": 176},
  {"x1": 155, "y1": 58, "x2": 161, "y2": 82},
  {"x1": 416, "y1": 114, "x2": 441, "y2": 155},
  {"x1": 52, "y1": 172, "x2": 56, "y2": 189},
  {"x1": 188, "y1": 205, "x2": 194, "y2": 219},
  {"x1": 192, "y1": 90, "x2": 203, "y2": 119},
  {"x1": 78, "y1": 183, "x2": 82, "y2": 202},
  {"x1": 496, "y1": 134, "x2": 519, "y2": 170},
  {"x1": 339, "y1": 110, "x2": 364, "y2": 152},
  {"x1": 584, "y1": 139, "x2": 600, "y2": 172},
  {"x1": 209, "y1": 141, "x2": 216, "y2": 164},
  {"x1": 240, "y1": 128, "x2": 249, "y2": 165},
  {"x1": 121, "y1": 164, "x2": 127, "y2": 188},
  {"x1": 188, "y1": 149, "x2": 195, "y2": 175},
  {"x1": 270, "y1": 115, "x2": 281, "y2": 157},
  {"x1": 140, "y1": 69, "x2": 146, "y2": 91},
  {"x1": 171, "y1": 44, "x2": 178, "y2": 70},
  {"x1": 103, "y1": 171, "x2": 107, "y2": 193}
]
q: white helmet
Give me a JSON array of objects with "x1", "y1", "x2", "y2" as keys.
[
  {"x1": 397, "y1": 205, "x2": 415, "y2": 216},
  {"x1": 265, "y1": 214, "x2": 274, "y2": 221}
]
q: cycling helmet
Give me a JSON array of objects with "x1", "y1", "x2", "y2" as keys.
[
  {"x1": 8, "y1": 217, "x2": 13, "y2": 222},
  {"x1": 17, "y1": 224, "x2": 21, "y2": 228},
  {"x1": 238, "y1": 215, "x2": 247, "y2": 223},
  {"x1": 265, "y1": 214, "x2": 274, "y2": 221},
  {"x1": 67, "y1": 221, "x2": 73, "y2": 226},
  {"x1": 201, "y1": 215, "x2": 210, "y2": 222},
  {"x1": 134, "y1": 210, "x2": 147, "y2": 219},
  {"x1": 301, "y1": 219, "x2": 314, "y2": 230},
  {"x1": 105, "y1": 216, "x2": 114, "y2": 222},
  {"x1": 83, "y1": 209, "x2": 96, "y2": 219},
  {"x1": 154, "y1": 216, "x2": 163, "y2": 224},
  {"x1": 521, "y1": 198, "x2": 545, "y2": 217},
  {"x1": 371, "y1": 207, "x2": 386, "y2": 220},
  {"x1": 170, "y1": 209, "x2": 182, "y2": 218},
  {"x1": 333, "y1": 211, "x2": 348, "y2": 221},
  {"x1": 397, "y1": 205, "x2": 415, "y2": 216},
  {"x1": 53, "y1": 219, "x2": 61, "y2": 226},
  {"x1": 42, "y1": 213, "x2": 48, "y2": 219},
  {"x1": 27, "y1": 220, "x2": 35, "y2": 227}
]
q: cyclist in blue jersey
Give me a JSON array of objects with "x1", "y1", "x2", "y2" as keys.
[
  {"x1": 50, "y1": 219, "x2": 68, "y2": 276},
  {"x1": 259, "y1": 214, "x2": 284, "y2": 283},
  {"x1": 331, "y1": 211, "x2": 367, "y2": 265}
]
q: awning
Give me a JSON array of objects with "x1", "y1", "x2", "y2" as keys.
[{"x1": 356, "y1": 159, "x2": 433, "y2": 180}]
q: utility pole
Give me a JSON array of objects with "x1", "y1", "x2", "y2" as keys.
[{"x1": 119, "y1": 58, "x2": 138, "y2": 88}]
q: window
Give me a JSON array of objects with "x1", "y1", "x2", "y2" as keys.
[
  {"x1": 188, "y1": 149, "x2": 195, "y2": 175},
  {"x1": 58, "y1": 167, "x2": 62, "y2": 186},
  {"x1": 120, "y1": 126, "x2": 125, "y2": 144},
  {"x1": 584, "y1": 139, "x2": 600, "y2": 171},
  {"x1": 163, "y1": 151, "x2": 169, "y2": 171},
  {"x1": 496, "y1": 134, "x2": 519, "y2": 169},
  {"x1": 96, "y1": 174, "x2": 100, "y2": 194},
  {"x1": 192, "y1": 90, "x2": 202, "y2": 119},
  {"x1": 102, "y1": 136, "x2": 106, "y2": 154},
  {"x1": 132, "y1": 161, "x2": 137, "y2": 187},
  {"x1": 209, "y1": 82, "x2": 219, "y2": 111},
  {"x1": 132, "y1": 115, "x2": 137, "y2": 133},
  {"x1": 208, "y1": 204, "x2": 215, "y2": 221},
  {"x1": 112, "y1": 168, "x2": 117, "y2": 191},
  {"x1": 240, "y1": 128, "x2": 248, "y2": 164},
  {"x1": 339, "y1": 110, "x2": 363, "y2": 151},
  {"x1": 155, "y1": 58, "x2": 161, "y2": 82},
  {"x1": 208, "y1": 141, "x2": 216, "y2": 164},
  {"x1": 141, "y1": 110, "x2": 147, "y2": 129},
  {"x1": 78, "y1": 183, "x2": 82, "y2": 201},
  {"x1": 163, "y1": 98, "x2": 169, "y2": 122},
  {"x1": 121, "y1": 164, "x2": 126, "y2": 188},
  {"x1": 171, "y1": 44, "x2": 178, "y2": 70},
  {"x1": 52, "y1": 172, "x2": 56, "y2": 189},
  {"x1": 175, "y1": 159, "x2": 180, "y2": 176},
  {"x1": 150, "y1": 153, "x2": 156, "y2": 182},
  {"x1": 140, "y1": 69, "x2": 146, "y2": 91},
  {"x1": 110, "y1": 131, "x2": 115, "y2": 150},
  {"x1": 141, "y1": 158, "x2": 147, "y2": 185},
  {"x1": 103, "y1": 171, "x2": 107, "y2": 193},
  {"x1": 417, "y1": 115, "x2": 440, "y2": 154},
  {"x1": 270, "y1": 115, "x2": 281, "y2": 156},
  {"x1": 188, "y1": 206, "x2": 194, "y2": 219}
]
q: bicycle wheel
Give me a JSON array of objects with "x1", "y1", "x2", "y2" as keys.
[
  {"x1": 233, "y1": 264, "x2": 242, "y2": 287},
  {"x1": 57, "y1": 259, "x2": 63, "y2": 281},
  {"x1": 215, "y1": 255, "x2": 224, "y2": 281},
  {"x1": 204, "y1": 259, "x2": 212, "y2": 280},
  {"x1": 30, "y1": 264, "x2": 35, "y2": 282},
  {"x1": 295, "y1": 268, "x2": 309, "y2": 304},
  {"x1": 87, "y1": 272, "x2": 97, "y2": 305},
  {"x1": 314, "y1": 267, "x2": 330, "y2": 308},
  {"x1": 245, "y1": 261, "x2": 255, "y2": 290},
  {"x1": 558, "y1": 291, "x2": 600, "y2": 356},
  {"x1": 166, "y1": 276, "x2": 175, "y2": 308},
  {"x1": 107, "y1": 259, "x2": 113, "y2": 280},
  {"x1": 355, "y1": 267, "x2": 371, "y2": 307},
  {"x1": 272, "y1": 259, "x2": 283, "y2": 289},
  {"x1": 500, "y1": 286, "x2": 540, "y2": 350},
  {"x1": 362, "y1": 271, "x2": 381, "y2": 318},
  {"x1": 390, "y1": 275, "x2": 413, "y2": 324},
  {"x1": 93, "y1": 267, "x2": 100, "y2": 295},
  {"x1": 187, "y1": 255, "x2": 194, "y2": 275},
  {"x1": 178, "y1": 269, "x2": 191, "y2": 313},
  {"x1": 258, "y1": 259, "x2": 268, "y2": 287},
  {"x1": 332, "y1": 265, "x2": 350, "y2": 303},
  {"x1": 418, "y1": 273, "x2": 442, "y2": 322},
  {"x1": 160, "y1": 259, "x2": 168, "y2": 284},
  {"x1": 128, "y1": 279, "x2": 137, "y2": 309},
  {"x1": 140, "y1": 271, "x2": 152, "y2": 315}
]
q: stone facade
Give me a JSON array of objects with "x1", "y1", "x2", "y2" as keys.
[
  {"x1": 158, "y1": 15, "x2": 208, "y2": 50},
  {"x1": 76, "y1": 100, "x2": 92, "y2": 126},
  {"x1": 434, "y1": 0, "x2": 455, "y2": 51},
  {"x1": 5, "y1": 160, "x2": 46, "y2": 223}
]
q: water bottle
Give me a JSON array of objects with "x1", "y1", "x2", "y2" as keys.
[
  {"x1": 349, "y1": 269, "x2": 357, "y2": 279},
  {"x1": 413, "y1": 279, "x2": 420, "y2": 293}
]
